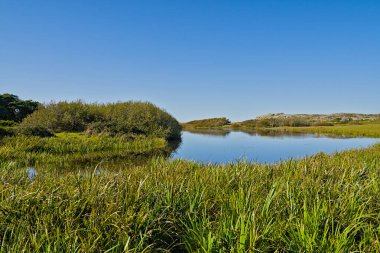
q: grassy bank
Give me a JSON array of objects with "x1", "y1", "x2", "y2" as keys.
[
  {"x1": 183, "y1": 119, "x2": 380, "y2": 138},
  {"x1": 271, "y1": 121, "x2": 380, "y2": 138},
  {"x1": 0, "y1": 133, "x2": 172, "y2": 167},
  {"x1": 1, "y1": 110, "x2": 380, "y2": 252},
  {"x1": 182, "y1": 114, "x2": 380, "y2": 138},
  {"x1": 1, "y1": 141, "x2": 380, "y2": 252}
]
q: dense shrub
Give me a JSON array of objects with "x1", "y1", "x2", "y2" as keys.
[
  {"x1": 19, "y1": 101, "x2": 101, "y2": 132},
  {"x1": 99, "y1": 102, "x2": 181, "y2": 139},
  {"x1": 185, "y1": 117, "x2": 231, "y2": 127},
  {"x1": 242, "y1": 118, "x2": 311, "y2": 128},
  {"x1": 237, "y1": 119, "x2": 257, "y2": 128},
  {"x1": 18, "y1": 126, "x2": 54, "y2": 137},
  {"x1": 0, "y1": 93, "x2": 40, "y2": 122},
  {"x1": 313, "y1": 122, "x2": 335, "y2": 126},
  {"x1": 285, "y1": 118, "x2": 311, "y2": 127},
  {"x1": 0, "y1": 120, "x2": 17, "y2": 127},
  {"x1": 0, "y1": 126, "x2": 15, "y2": 137},
  {"x1": 20, "y1": 101, "x2": 181, "y2": 140}
]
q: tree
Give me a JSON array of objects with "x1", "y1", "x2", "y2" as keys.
[{"x1": 0, "y1": 93, "x2": 40, "y2": 122}]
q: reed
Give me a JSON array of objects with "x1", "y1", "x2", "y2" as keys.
[
  {"x1": 275, "y1": 121, "x2": 380, "y2": 137},
  {"x1": 0, "y1": 133, "x2": 169, "y2": 167}
]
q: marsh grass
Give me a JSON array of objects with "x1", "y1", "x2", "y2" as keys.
[
  {"x1": 275, "y1": 121, "x2": 380, "y2": 138},
  {"x1": 184, "y1": 117, "x2": 380, "y2": 138},
  {"x1": 1, "y1": 137, "x2": 380, "y2": 252},
  {"x1": 0, "y1": 133, "x2": 169, "y2": 167}
]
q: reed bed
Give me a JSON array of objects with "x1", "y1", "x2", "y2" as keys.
[
  {"x1": 1, "y1": 137, "x2": 380, "y2": 252},
  {"x1": 0, "y1": 134, "x2": 168, "y2": 167},
  {"x1": 275, "y1": 122, "x2": 380, "y2": 138}
]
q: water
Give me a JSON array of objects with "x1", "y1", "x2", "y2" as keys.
[
  {"x1": 171, "y1": 130, "x2": 380, "y2": 164},
  {"x1": 19, "y1": 131, "x2": 380, "y2": 171}
]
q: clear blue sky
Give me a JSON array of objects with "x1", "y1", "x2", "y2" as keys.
[{"x1": 1, "y1": 0, "x2": 379, "y2": 122}]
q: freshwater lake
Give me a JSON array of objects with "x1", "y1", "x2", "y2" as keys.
[{"x1": 171, "y1": 129, "x2": 380, "y2": 164}]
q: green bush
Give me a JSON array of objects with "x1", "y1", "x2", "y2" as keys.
[
  {"x1": 287, "y1": 119, "x2": 311, "y2": 127},
  {"x1": 0, "y1": 126, "x2": 15, "y2": 137},
  {"x1": 18, "y1": 126, "x2": 54, "y2": 137},
  {"x1": 238, "y1": 119, "x2": 257, "y2": 128},
  {"x1": 313, "y1": 122, "x2": 335, "y2": 126},
  {"x1": 20, "y1": 101, "x2": 181, "y2": 140},
  {"x1": 245, "y1": 118, "x2": 311, "y2": 128},
  {"x1": 99, "y1": 102, "x2": 181, "y2": 139},
  {"x1": 0, "y1": 120, "x2": 17, "y2": 127},
  {"x1": 185, "y1": 117, "x2": 231, "y2": 127},
  {"x1": 0, "y1": 93, "x2": 40, "y2": 122},
  {"x1": 19, "y1": 101, "x2": 100, "y2": 132}
]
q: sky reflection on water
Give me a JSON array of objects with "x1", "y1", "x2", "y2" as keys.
[{"x1": 171, "y1": 130, "x2": 380, "y2": 164}]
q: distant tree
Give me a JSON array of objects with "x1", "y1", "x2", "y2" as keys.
[{"x1": 0, "y1": 94, "x2": 40, "y2": 122}]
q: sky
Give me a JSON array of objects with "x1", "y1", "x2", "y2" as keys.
[{"x1": 1, "y1": 0, "x2": 379, "y2": 122}]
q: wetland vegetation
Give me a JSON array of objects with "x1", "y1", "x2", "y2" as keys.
[
  {"x1": 1, "y1": 93, "x2": 380, "y2": 252},
  {"x1": 183, "y1": 118, "x2": 231, "y2": 128},
  {"x1": 182, "y1": 114, "x2": 380, "y2": 138},
  {"x1": 2, "y1": 143, "x2": 380, "y2": 252}
]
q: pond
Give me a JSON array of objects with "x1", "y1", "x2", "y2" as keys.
[{"x1": 170, "y1": 129, "x2": 380, "y2": 164}]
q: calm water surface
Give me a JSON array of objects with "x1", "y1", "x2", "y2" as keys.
[{"x1": 171, "y1": 130, "x2": 380, "y2": 164}]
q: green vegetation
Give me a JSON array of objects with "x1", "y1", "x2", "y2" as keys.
[
  {"x1": 0, "y1": 93, "x2": 40, "y2": 122},
  {"x1": 0, "y1": 121, "x2": 17, "y2": 137},
  {"x1": 0, "y1": 94, "x2": 181, "y2": 166},
  {"x1": 0, "y1": 120, "x2": 18, "y2": 127},
  {"x1": 1, "y1": 94, "x2": 380, "y2": 251},
  {"x1": 254, "y1": 113, "x2": 380, "y2": 126},
  {"x1": 18, "y1": 125, "x2": 55, "y2": 137},
  {"x1": 1, "y1": 141, "x2": 380, "y2": 252},
  {"x1": 0, "y1": 93, "x2": 39, "y2": 137},
  {"x1": 185, "y1": 114, "x2": 380, "y2": 138},
  {"x1": 182, "y1": 117, "x2": 231, "y2": 128},
  {"x1": 235, "y1": 118, "x2": 312, "y2": 128},
  {"x1": 233, "y1": 113, "x2": 380, "y2": 129},
  {"x1": 20, "y1": 101, "x2": 181, "y2": 140},
  {"x1": 229, "y1": 120, "x2": 380, "y2": 138},
  {"x1": 275, "y1": 121, "x2": 380, "y2": 138},
  {"x1": 0, "y1": 133, "x2": 172, "y2": 167},
  {"x1": 183, "y1": 128, "x2": 231, "y2": 137},
  {"x1": 0, "y1": 94, "x2": 181, "y2": 140},
  {"x1": 0, "y1": 126, "x2": 16, "y2": 137}
]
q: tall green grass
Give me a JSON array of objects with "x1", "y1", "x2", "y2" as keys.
[
  {"x1": 0, "y1": 133, "x2": 170, "y2": 167},
  {"x1": 276, "y1": 122, "x2": 380, "y2": 137},
  {"x1": 1, "y1": 141, "x2": 380, "y2": 252}
]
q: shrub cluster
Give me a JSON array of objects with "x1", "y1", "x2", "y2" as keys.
[
  {"x1": 185, "y1": 117, "x2": 231, "y2": 127},
  {"x1": 19, "y1": 101, "x2": 181, "y2": 140},
  {"x1": 0, "y1": 120, "x2": 18, "y2": 127},
  {"x1": 17, "y1": 126, "x2": 54, "y2": 137},
  {"x1": 0, "y1": 126, "x2": 15, "y2": 137},
  {"x1": 0, "y1": 93, "x2": 40, "y2": 122},
  {"x1": 239, "y1": 118, "x2": 312, "y2": 128}
]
